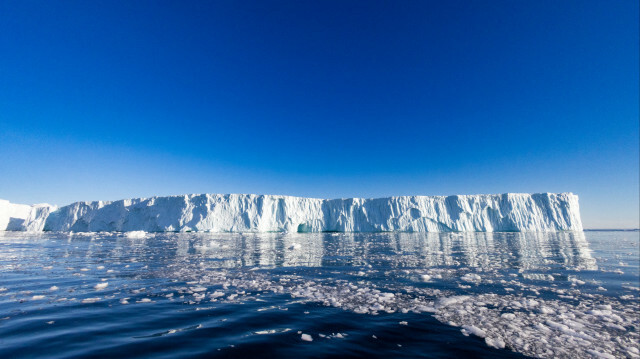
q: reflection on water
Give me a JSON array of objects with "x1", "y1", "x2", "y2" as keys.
[
  {"x1": 0, "y1": 231, "x2": 636, "y2": 359},
  {"x1": 0, "y1": 231, "x2": 595, "y2": 272},
  {"x1": 156, "y1": 231, "x2": 597, "y2": 271}
]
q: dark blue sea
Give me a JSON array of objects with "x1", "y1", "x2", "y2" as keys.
[{"x1": 0, "y1": 231, "x2": 637, "y2": 358}]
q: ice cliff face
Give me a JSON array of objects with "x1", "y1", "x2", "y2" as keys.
[
  {"x1": 0, "y1": 193, "x2": 583, "y2": 233},
  {"x1": 0, "y1": 199, "x2": 57, "y2": 231}
]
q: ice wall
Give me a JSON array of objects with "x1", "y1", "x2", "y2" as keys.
[
  {"x1": 0, "y1": 193, "x2": 583, "y2": 233},
  {"x1": 0, "y1": 199, "x2": 57, "y2": 231}
]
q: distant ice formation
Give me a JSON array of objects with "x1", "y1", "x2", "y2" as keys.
[{"x1": 0, "y1": 193, "x2": 583, "y2": 232}]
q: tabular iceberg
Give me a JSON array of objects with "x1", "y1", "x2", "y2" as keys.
[
  {"x1": 0, "y1": 199, "x2": 57, "y2": 232},
  {"x1": 0, "y1": 193, "x2": 583, "y2": 233}
]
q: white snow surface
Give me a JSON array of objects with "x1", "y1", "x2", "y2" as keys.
[{"x1": 0, "y1": 193, "x2": 583, "y2": 233}]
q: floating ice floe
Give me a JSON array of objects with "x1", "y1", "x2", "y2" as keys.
[
  {"x1": 94, "y1": 282, "x2": 108, "y2": 290},
  {"x1": 159, "y1": 250, "x2": 636, "y2": 358},
  {"x1": 301, "y1": 334, "x2": 313, "y2": 342},
  {"x1": 460, "y1": 273, "x2": 481, "y2": 283}
]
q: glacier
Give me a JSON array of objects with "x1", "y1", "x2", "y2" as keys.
[{"x1": 0, "y1": 193, "x2": 583, "y2": 233}]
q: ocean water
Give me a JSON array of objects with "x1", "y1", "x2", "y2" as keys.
[{"x1": 0, "y1": 231, "x2": 637, "y2": 358}]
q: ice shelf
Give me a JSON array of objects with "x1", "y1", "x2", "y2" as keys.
[{"x1": 0, "y1": 193, "x2": 583, "y2": 232}]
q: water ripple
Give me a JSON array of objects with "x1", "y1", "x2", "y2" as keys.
[{"x1": 0, "y1": 231, "x2": 637, "y2": 358}]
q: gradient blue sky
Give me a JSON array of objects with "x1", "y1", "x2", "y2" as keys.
[{"x1": 0, "y1": 1, "x2": 638, "y2": 228}]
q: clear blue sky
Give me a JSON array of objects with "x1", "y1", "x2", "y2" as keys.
[{"x1": 0, "y1": 1, "x2": 638, "y2": 228}]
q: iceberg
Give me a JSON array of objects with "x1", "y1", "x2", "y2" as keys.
[
  {"x1": 0, "y1": 199, "x2": 56, "y2": 231},
  {"x1": 0, "y1": 193, "x2": 583, "y2": 233}
]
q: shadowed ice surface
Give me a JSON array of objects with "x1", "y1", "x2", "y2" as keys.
[{"x1": 0, "y1": 231, "x2": 637, "y2": 358}]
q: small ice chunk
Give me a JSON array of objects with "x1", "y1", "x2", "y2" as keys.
[
  {"x1": 586, "y1": 349, "x2": 616, "y2": 359},
  {"x1": 399, "y1": 321, "x2": 408, "y2": 326},
  {"x1": 301, "y1": 334, "x2": 313, "y2": 342},
  {"x1": 32, "y1": 295, "x2": 45, "y2": 300},
  {"x1": 538, "y1": 306, "x2": 555, "y2": 314},
  {"x1": 49, "y1": 286, "x2": 59, "y2": 291},
  {"x1": 462, "y1": 325, "x2": 486, "y2": 338},
  {"x1": 255, "y1": 329, "x2": 277, "y2": 335},
  {"x1": 94, "y1": 282, "x2": 108, "y2": 290},
  {"x1": 210, "y1": 291, "x2": 225, "y2": 298},
  {"x1": 461, "y1": 273, "x2": 481, "y2": 283},
  {"x1": 437, "y1": 296, "x2": 470, "y2": 308},
  {"x1": 485, "y1": 337, "x2": 505, "y2": 349},
  {"x1": 501, "y1": 313, "x2": 516, "y2": 320}
]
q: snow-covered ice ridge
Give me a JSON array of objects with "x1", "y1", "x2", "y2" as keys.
[{"x1": 0, "y1": 193, "x2": 583, "y2": 232}]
